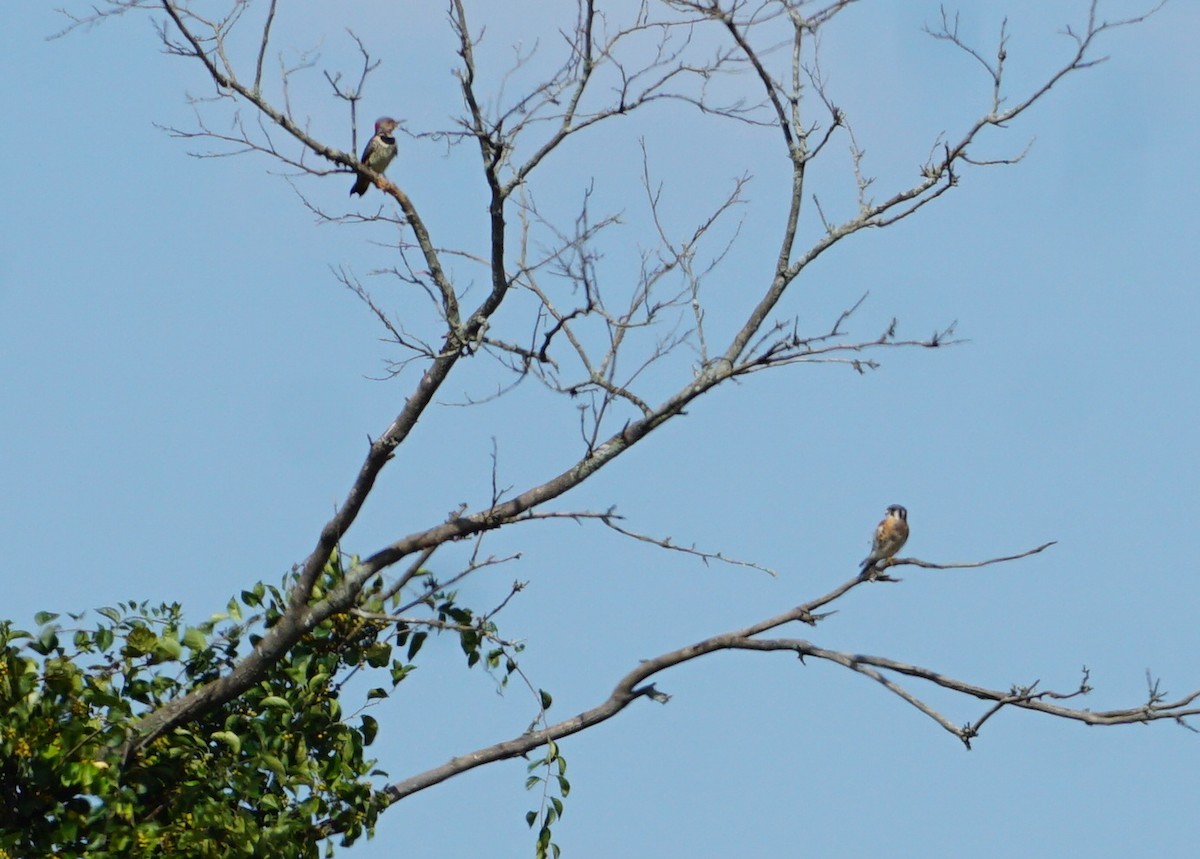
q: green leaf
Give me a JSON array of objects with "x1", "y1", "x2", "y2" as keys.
[
  {"x1": 124, "y1": 625, "x2": 156, "y2": 656},
  {"x1": 366, "y1": 687, "x2": 389, "y2": 700},
  {"x1": 526, "y1": 811, "x2": 538, "y2": 828},
  {"x1": 539, "y1": 689, "x2": 553, "y2": 710},
  {"x1": 407, "y1": 631, "x2": 427, "y2": 661},
  {"x1": 95, "y1": 626, "x2": 114, "y2": 651},
  {"x1": 364, "y1": 642, "x2": 392, "y2": 668},
  {"x1": 389, "y1": 662, "x2": 414, "y2": 685},
  {"x1": 259, "y1": 696, "x2": 292, "y2": 712},
  {"x1": 182, "y1": 627, "x2": 207, "y2": 650},
  {"x1": 97, "y1": 606, "x2": 122, "y2": 623},
  {"x1": 154, "y1": 635, "x2": 183, "y2": 661},
  {"x1": 30, "y1": 626, "x2": 60, "y2": 655},
  {"x1": 211, "y1": 731, "x2": 242, "y2": 754},
  {"x1": 34, "y1": 610, "x2": 60, "y2": 625},
  {"x1": 361, "y1": 714, "x2": 378, "y2": 746},
  {"x1": 260, "y1": 754, "x2": 287, "y2": 781}
]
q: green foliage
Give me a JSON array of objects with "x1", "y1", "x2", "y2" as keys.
[
  {"x1": 0, "y1": 551, "x2": 407, "y2": 858},
  {"x1": 524, "y1": 719, "x2": 569, "y2": 859},
  {"x1": 1, "y1": 552, "x2": 548, "y2": 857}
]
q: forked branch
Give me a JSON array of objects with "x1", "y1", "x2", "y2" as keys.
[
  {"x1": 364, "y1": 540, "x2": 1198, "y2": 821},
  {"x1": 96, "y1": 1, "x2": 1167, "y2": 774}
]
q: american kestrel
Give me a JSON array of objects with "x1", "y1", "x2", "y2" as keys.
[
  {"x1": 349, "y1": 117, "x2": 399, "y2": 196},
  {"x1": 860, "y1": 504, "x2": 908, "y2": 577}
]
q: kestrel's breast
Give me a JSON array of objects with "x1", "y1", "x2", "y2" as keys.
[{"x1": 877, "y1": 518, "x2": 908, "y2": 555}]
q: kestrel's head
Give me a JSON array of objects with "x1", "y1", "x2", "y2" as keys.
[
  {"x1": 374, "y1": 117, "x2": 399, "y2": 135},
  {"x1": 886, "y1": 505, "x2": 907, "y2": 521}
]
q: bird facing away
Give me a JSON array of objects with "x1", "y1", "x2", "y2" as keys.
[
  {"x1": 860, "y1": 504, "x2": 909, "y2": 577},
  {"x1": 349, "y1": 116, "x2": 399, "y2": 196}
]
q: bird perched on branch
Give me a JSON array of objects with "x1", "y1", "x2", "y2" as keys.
[
  {"x1": 860, "y1": 504, "x2": 908, "y2": 577},
  {"x1": 349, "y1": 116, "x2": 399, "y2": 196}
]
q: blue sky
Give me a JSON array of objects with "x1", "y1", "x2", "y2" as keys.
[{"x1": 3, "y1": 1, "x2": 1198, "y2": 856}]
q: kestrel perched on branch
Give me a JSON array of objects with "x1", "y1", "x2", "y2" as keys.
[
  {"x1": 349, "y1": 116, "x2": 399, "y2": 196},
  {"x1": 860, "y1": 504, "x2": 909, "y2": 577}
]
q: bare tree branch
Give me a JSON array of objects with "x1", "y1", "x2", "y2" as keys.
[
  {"x1": 599, "y1": 514, "x2": 778, "y2": 577},
  {"x1": 361, "y1": 540, "x2": 1200, "y2": 823},
  {"x1": 93, "y1": 2, "x2": 1169, "y2": 781},
  {"x1": 885, "y1": 540, "x2": 1058, "y2": 574}
]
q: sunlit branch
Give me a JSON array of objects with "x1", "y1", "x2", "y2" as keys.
[
  {"x1": 367, "y1": 540, "x2": 1175, "y2": 819},
  {"x1": 103, "y1": 1, "x2": 1167, "y2": 778}
]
